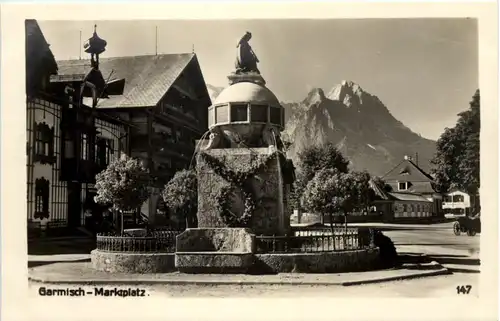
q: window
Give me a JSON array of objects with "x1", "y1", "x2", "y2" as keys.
[
  {"x1": 34, "y1": 122, "x2": 54, "y2": 164},
  {"x1": 81, "y1": 133, "x2": 89, "y2": 160},
  {"x1": 270, "y1": 107, "x2": 281, "y2": 125},
  {"x1": 215, "y1": 105, "x2": 229, "y2": 123},
  {"x1": 402, "y1": 204, "x2": 407, "y2": 212},
  {"x1": 398, "y1": 182, "x2": 409, "y2": 191},
  {"x1": 452, "y1": 195, "x2": 465, "y2": 203},
  {"x1": 63, "y1": 131, "x2": 75, "y2": 158},
  {"x1": 250, "y1": 104, "x2": 268, "y2": 122},
  {"x1": 175, "y1": 130, "x2": 182, "y2": 143},
  {"x1": 231, "y1": 104, "x2": 248, "y2": 122},
  {"x1": 34, "y1": 177, "x2": 49, "y2": 219},
  {"x1": 96, "y1": 137, "x2": 114, "y2": 167}
]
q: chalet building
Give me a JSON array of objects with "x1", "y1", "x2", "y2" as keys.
[
  {"x1": 26, "y1": 20, "x2": 131, "y2": 234},
  {"x1": 55, "y1": 53, "x2": 212, "y2": 223},
  {"x1": 442, "y1": 189, "x2": 473, "y2": 217},
  {"x1": 371, "y1": 156, "x2": 443, "y2": 222}
]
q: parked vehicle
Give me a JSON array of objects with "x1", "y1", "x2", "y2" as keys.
[{"x1": 453, "y1": 212, "x2": 481, "y2": 236}]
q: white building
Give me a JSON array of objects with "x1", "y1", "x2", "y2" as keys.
[{"x1": 442, "y1": 190, "x2": 471, "y2": 217}]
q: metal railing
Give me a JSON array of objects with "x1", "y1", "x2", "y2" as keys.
[
  {"x1": 96, "y1": 228, "x2": 183, "y2": 253},
  {"x1": 256, "y1": 228, "x2": 374, "y2": 253},
  {"x1": 293, "y1": 227, "x2": 359, "y2": 236}
]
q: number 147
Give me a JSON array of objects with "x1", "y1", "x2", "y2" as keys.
[{"x1": 456, "y1": 285, "x2": 472, "y2": 294}]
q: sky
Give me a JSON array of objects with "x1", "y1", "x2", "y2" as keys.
[{"x1": 38, "y1": 19, "x2": 478, "y2": 140}]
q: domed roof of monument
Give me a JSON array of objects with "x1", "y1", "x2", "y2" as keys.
[{"x1": 213, "y1": 82, "x2": 280, "y2": 106}]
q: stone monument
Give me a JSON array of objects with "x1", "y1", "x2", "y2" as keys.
[{"x1": 175, "y1": 32, "x2": 296, "y2": 273}]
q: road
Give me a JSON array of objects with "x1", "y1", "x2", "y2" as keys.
[{"x1": 384, "y1": 222, "x2": 480, "y2": 255}]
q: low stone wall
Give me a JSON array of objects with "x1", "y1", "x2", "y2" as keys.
[
  {"x1": 176, "y1": 252, "x2": 254, "y2": 274},
  {"x1": 253, "y1": 248, "x2": 380, "y2": 274},
  {"x1": 91, "y1": 250, "x2": 176, "y2": 273},
  {"x1": 92, "y1": 247, "x2": 381, "y2": 274}
]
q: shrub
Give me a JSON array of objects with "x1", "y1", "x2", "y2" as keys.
[
  {"x1": 94, "y1": 154, "x2": 151, "y2": 233},
  {"x1": 162, "y1": 169, "x2": 198, "y2": 228},
  {"x1": 373, "y1": 230, "x2": 398, "y2": 268}
]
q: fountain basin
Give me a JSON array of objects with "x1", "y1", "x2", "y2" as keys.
[
  {"x1": 175, "y1": 252, "x2": 254, "y2": 274},
  {"x1": 175, "y1": 228, "x2": 256, "y2": 274}
]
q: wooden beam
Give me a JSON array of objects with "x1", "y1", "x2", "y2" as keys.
[{"x1": 172, "y1": 84, "x2": 197, "y2": 100}]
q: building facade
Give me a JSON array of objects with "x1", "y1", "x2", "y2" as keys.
[
  {"x1": 442, "y1": 190, "x2": 471, "y2": 217},
  {"x1": 26, "y1": 96, "x2": 129, "y2": 230},
  {"x1": 56, "y1": 53, "x2": 212, "y2": 224},
  {"x1": 371, "y1": 156, "x2": 443, "y2": 222},
  {"x1": 26, "y1": 20, "x2": 131, "y2": 233}
]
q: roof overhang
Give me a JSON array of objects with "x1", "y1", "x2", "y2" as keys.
[{"x1": 50, "y1": 73, "x2": 126, "y2": 97}]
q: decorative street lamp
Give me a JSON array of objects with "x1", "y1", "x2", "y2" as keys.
[
  {"x1": 80, "y1": 24, "x2": 108, "y2": 108},
  {"x1": 83, "y1": 24, "x2": 107, "y2": 70}
]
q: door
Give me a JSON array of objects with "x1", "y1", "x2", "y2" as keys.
[{"x1": 67, "y1": 182, "x2": 82, "y2": 228}]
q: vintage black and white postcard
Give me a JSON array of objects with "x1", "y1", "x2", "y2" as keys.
[{"x1": 1, "y1": 1, "x2": 498, "y2": 321}]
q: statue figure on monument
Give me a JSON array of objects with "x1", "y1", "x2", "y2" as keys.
[{"x1": 235, "y1": 32, "x2": 260, "y2": 74}]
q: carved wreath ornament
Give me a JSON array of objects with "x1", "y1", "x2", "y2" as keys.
[{"x1": 199, "y1": 151, "x2": 278, "y2": 227}]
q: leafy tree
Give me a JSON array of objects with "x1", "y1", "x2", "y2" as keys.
[
  {"x1": 162, "y1": 169, "x2": 198, "y2": 229},
  {"x1": 431, "y1": 89, "x2": 480, "y2": 210},
  {"x1": 280, "y1": 132, "x2": 293, "y2": 153},
  {"x1": 350, "y1": 170, "x2": 376, "y2": 213},
  {"x1": 298, "y1": 143, "x2": 350, "y2": 182},
  {"x1": 372, "y1": 176, "x2": 392, "y2": 193},
  {"x1": 301, "y1": 169, "x2": 360, "y2": 232},
  {"x1": 292, "y1": 143, "x2": 350, "y2": 210},
  {"x1": 94, "y1": 153, "x2": 151, "y2": 235}
]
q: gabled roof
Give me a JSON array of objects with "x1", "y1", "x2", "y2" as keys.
[
  {"x1": 56, "y1": 53, "x2": 198, "y2": 108},
  {"x1": 26, "y1": 19, "x2": 58, "y2": 96},
  {"x1": 369, "y1": 179, "x2": 433, "y2": 203},
  {"x1": 382, "y1": 158, "x2": 434, "y2": 183},
  {"x1": 388, "y1": 192, "x2": 432, "y2": 202},
  {"x1": 26, "y1": 19, "x2": 57, "y2": 72},
  {"x1": 369, "y1": 179, "x2": 390, "y2": 200}
]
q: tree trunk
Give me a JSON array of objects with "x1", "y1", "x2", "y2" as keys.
[
  {"x1": 184, "y1": 208, "x2": 190, "y2": 229},
  {"x1": 329, "y1": 213, "x2": 335, "y2": 235},
  {"x1": 343, "y1": 210, "x2": 348, "y2": 249},
  {"x1": 328, "y1": 212, "x2": 335, "y2": 250},
  {"x1": 120, "y1": 210, "x2": 124, "y2": 236}
]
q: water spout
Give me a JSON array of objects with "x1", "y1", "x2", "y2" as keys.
[
  {"x1": 272, "y1": 130, "x2": 286, "y2": 235},
  {"x1": 189, "y1": 130, "x2": 211, "y2": 169}
]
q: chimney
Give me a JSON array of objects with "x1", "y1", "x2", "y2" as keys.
[{"x1": 415, "y1": 152, "x2": 419, "y2": 166}]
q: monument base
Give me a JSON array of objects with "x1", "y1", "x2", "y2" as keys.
[
  {"x1": 196, "y1": 148, "x2": 290, "y2": 236},
  {"x1": 175, "y1": 252, "x2": 254, "y2": 274},
  {"x1": 228, "y1": 72, "x2": 266, "y2": 85},
  {"x1": 175, "y1": 228, "x2": 256, "y2": 274}
]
